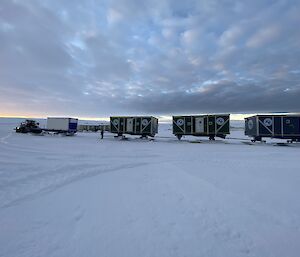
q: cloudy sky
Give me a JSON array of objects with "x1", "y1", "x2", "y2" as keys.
[{"x1": 0, "y1": 0, "x2": 300, "y2": 118}]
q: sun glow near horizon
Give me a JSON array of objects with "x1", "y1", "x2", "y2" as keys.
[{"x1": 0, "y1": 113, "x2": 255, "y2": 121}]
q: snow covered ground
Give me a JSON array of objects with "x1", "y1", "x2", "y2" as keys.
[{"x1": 0, "y1": 118, "x2": 300, "y2": 257}]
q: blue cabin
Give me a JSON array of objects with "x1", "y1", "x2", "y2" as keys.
[{"x1": 245, "y1": 114, "x2": 300, "y2": 142}]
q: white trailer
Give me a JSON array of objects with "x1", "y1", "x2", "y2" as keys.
[{"x1": 46, "y1": 118, "x2": 78, "y2": 134}]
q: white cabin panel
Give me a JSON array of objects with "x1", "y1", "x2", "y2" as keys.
[
  {"x1": 126, "y1": 118, "x2": 134, "y2": 132},
  {"x1": 195, "y1": 117, "x2": 204, "y2": 133}
]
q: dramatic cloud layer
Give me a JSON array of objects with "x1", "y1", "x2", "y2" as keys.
[{"x1": 0, "y1": 0, "x2": 300, "y2": 117}]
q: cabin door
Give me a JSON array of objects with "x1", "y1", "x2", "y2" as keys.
[
  {"x1": 195, "y1": 117, "x2": 204, "y2": 133},
  {"x1": 126, "y1": 118, "x2": 134, "y2": 132}
]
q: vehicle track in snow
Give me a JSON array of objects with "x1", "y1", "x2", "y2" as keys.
[
  {"x1": 0, "y1": 132, "x2": 12, "y2": 145},
  {"x1": 0, "y1": 157, "x2": 172, "y2": 210},
  {"x1": 0, "y1": 161, "x2": 148, "y2": 209}
]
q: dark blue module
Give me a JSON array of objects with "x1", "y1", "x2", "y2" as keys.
[
  {"x1": 68, "y1": 118, "x2": 78, "y2": 133},
  {"x1": 245, "y1": 115, "x2": 300, "y2": 142}
]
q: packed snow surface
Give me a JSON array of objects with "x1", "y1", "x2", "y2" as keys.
[{"x1": 0, "y1": 118, "x2": 300, "y2": 257}]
